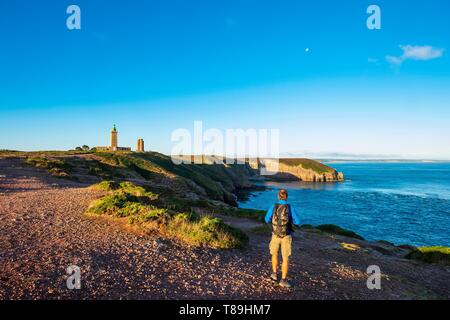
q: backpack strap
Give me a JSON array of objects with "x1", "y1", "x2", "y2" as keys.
[{"x1": 287, "y1": 203, "x2": 294, "y2": 222}]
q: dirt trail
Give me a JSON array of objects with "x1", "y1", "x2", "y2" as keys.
[{"x1": 1, "y1": 158, "x2": 449, "y2": 300}]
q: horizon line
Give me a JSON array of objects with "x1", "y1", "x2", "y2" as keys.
[{"x1": 1, "y1": 149, "x2": 450, "y2": 162}]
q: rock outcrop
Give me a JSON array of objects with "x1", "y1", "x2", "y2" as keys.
[{"x1": 253, "y1": 158, "x2": 344, "y2": 182}]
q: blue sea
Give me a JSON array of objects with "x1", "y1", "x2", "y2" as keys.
[{"x1": 239, "y1": 162, "x2": 450, "y2": 247}]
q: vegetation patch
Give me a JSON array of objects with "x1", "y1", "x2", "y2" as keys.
[
  {"x1": 89, "y1": 180, "x2": 118, "y2": 192},
  {"x1": 164, "y1": 197, "x2": 213, "y2": 212},
  {"x1": 83, "y1": 160, "x2": 121, "y2": 179},
  {"x1": 1, "y1": 150, "x2": 92, "y2": 157},
  {"x1": 218, "y1": 207, "x2": 266, "y2": 221},
  {"x1": 25, "y1": 155, "x2": 122, "y2": 181},
  {"x1": 406, "y1": 246, "x2": 450, "y2": 266},
  {"x1": 134, "y1": 152, "x2": 254, "y2": 204},
  {"x1": 340, "y1": 242, "x2": 361, "y2": 251},
  {"x1": 25, "y1": 156, "x2": 73, "y2": 178},
  {"x1": 86, "y1": 181, "x2": 247, "y2": 249},
  {"x1": 165, "y1": 213, "x2": 248, "y2": 249}
]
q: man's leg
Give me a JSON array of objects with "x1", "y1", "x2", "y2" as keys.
[
  {"x1": 269, "y1": 235, "x2": 281, "y2": 281},
  {"x1": 281, "y1": 257, "x2": 289, "y2": 280},
  {"x1": 279, "y1": 236, "x2": 292, "y2": 288},
  {"x1": 272, "y1": 254, "x2": 278, "y2": 273}
]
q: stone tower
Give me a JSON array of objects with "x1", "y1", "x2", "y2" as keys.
[
  {"x1": 137, "y1": 138, "x2": 145, "y2": 152},
  {"x1": 110, "y1": 124, "x2": 118, "y2": 151},
  {"x1": 96, "y1": 125, "x2": 130, "y2": 151}
]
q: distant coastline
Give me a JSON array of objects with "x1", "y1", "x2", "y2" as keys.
[{"x1": 320, "y1": 159, "x2": 450, "y2": 163}]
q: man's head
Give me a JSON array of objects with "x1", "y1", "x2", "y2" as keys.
[{"x1": 278, "y1": 189, "x2": 288, "y2": 200}]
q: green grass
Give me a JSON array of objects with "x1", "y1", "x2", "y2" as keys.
[
  {"x1": 96, "y1": 152, "x2": 160, "y2": 180},
  {"x1": 164, "y1": 197, "x2": 213, "y2": 212},
  {"x1": 406, "y1": 246, "x2": 450, "y2": 266},
  {"x1": 83, "y1": 160, "x2": 121, "y2": 179},
  {"x1": 86, "y1": 181, "x2": 247, "y2": 249},
  {"x1": 89, "y1": 180, "x2": 118, "y2": 191},
  {"x1": 89, "y1": 180, "x2": 158, "y2": 198},
  {"x1": 217, "y1": 207, "x2": 266, "y2": 221},
  {"x1": 117, "y1": 181, "x2": 158, "y2": 198},
  {"x1": 134, "y1": 152, "x2": 254, "y2": 204},
  {"x1": 86, "y1": 152, "x2": 243, "y2": 205},
  {"x1": 166, "y1": 213, "x2": 248, "y2": 249},
  {"x1": 25, "y1": 156, "x2": 73, "y2": 178},
  {"x1": 1, "y1": 150, "x2": 93, "y2": 157},
  {"x1": 25, "y1": 155, "x2": 123, "y2": 180},
  {"x1": 87, "y1": 192, "x2": 146, "y2": 217}
]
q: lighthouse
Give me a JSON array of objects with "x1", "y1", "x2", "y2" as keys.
[
  {"x1": 96, "y1": 125, "x2": 131, "y2": 151},
  {"x1": 110, "y1": 124, "x2": 118, "y2": 151}
]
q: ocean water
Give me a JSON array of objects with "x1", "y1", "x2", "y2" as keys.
[{"x1": 239, "y1": 162, "x2": 450, "y2": 247}]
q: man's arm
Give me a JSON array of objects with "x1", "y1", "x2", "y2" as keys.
[
  {"x1": 265, "y1": 205, "x2": 274, "y2": 223},
  {"x1": 290, "y1": 206, "x2": 300, "y2": 226}
]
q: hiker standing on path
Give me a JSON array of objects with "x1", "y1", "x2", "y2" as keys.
[{"x1": 265, "y1": 189, "x2": 300, "y2": 288}]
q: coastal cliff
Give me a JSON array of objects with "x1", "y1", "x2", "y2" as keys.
[
  {"x1": 3, "y1": 151, "x2": 343, "y2": 205},
  {"x1": 251, "y1": 158, "x2": 344, "y2": 182}
]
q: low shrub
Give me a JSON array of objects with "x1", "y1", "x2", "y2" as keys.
[
  {"x1": 406, "y1": 246, "x2": 450, "y2": 266},
  {"x1": 26, "y1": 156, "x2": 73, "y2": 178},
  {"x1": 87, "y1": 192, "x2": 139, "y2": 216},
  {"x1": 89, "y1": 180, "x2": 118, "y2": 191},
  {"x1": 165, "y1": 197, "x2": 213, "y2": 212},
  {"x1": 86, "y1": 181, "x2": 246, "y2": 249},
  {"x1": 165, "y1": 214, "x2": 248, "y2": 249},
  {"x1": 219, "y1": 207, "x2": 266, "y2": 221}
]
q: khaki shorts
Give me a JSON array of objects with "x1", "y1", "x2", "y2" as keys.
[{"x1": 269, "y1": 234, "x2": 292, "y2": 260}]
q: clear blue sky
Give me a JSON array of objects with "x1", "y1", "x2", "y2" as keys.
[{"x1": 1, "y1": 0, "x2": 449, "y2": 159}]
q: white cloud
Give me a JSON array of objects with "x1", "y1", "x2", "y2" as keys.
[
  {"x1": 386, "y1": 45, "x2": 444, "y2": 66},
  {"x1": 385, "y1": 55, "x2": 403, "y2": 66}
]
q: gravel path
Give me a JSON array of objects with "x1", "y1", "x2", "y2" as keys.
[{"x1": 1, "y1": 158, "x2": 449, "y2": 300}]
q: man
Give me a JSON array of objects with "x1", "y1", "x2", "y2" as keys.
[{"x1": 264, "y1": 188, "x2": 300, "y2": 288}]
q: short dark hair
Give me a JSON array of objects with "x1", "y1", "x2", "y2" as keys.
[{"x1": 278, "y1": 189, "x2": 288, "y2": 200}]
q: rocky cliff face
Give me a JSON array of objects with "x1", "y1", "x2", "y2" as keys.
[
  {"x1": 140, "y1": 155, "x2": 343, "y2": 205},
  {"x1": 17, "y1": 152, "x2": 344, "y2": 208},
  {"x1": 254, "y1": 158, "x2": 344, "y2": 182},
  {"x1": 174, "y1": 156, "x2": 345, "y2": 184}
]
